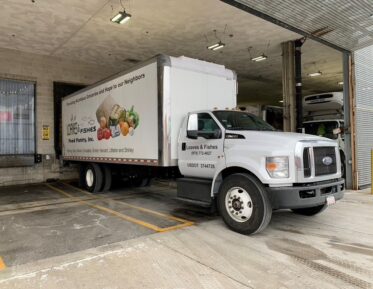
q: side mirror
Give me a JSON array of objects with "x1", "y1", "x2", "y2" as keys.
[{"x1": 187, "y1": 130, "x2": 198, "y2": 139}]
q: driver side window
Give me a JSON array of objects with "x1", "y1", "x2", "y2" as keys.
[{"x1": 187, "y1": 113, "x2": 221, "y2": 139}]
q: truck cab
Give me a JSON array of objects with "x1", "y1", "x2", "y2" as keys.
[{"x1": 177, "y1": 109, "x2": 344, "y2": 234}]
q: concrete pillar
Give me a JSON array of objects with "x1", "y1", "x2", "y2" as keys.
[{"x1": 281, "y1": 41, "x2": 296, "y2": 132}]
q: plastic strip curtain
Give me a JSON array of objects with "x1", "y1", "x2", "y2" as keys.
[{"x1": 0, "y1": 79, "x2": 35, "y2": 155}]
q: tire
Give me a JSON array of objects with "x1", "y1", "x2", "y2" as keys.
[
  {"x1": 83, "y1": 163, "x2": 103, "y2": 193},
  {"x1": 217, "y1": 173, "x2": 272, "y2": 235},
  {"x1": 78, "y1": 164, "x2": 86, "y2": 188},
  {"x1": 341, "y1": 162, "x2": 346, "y2": 179},
  {"x1": 340, "y1": 153, "x2": 346, "y2": 179},
  {"x1": 292, "y1": 204, "x2": 327, "y2": 216},
  {"x1": 101, "y1": 164, "x2": 112, "y2": 192},
  {"x1": 132, "y1": 177, "x2": 152, "y2": 187}
]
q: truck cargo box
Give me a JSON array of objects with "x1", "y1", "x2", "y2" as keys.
[
  {"x1": 62, "y1": 55, "x2": 236, "y2": 167},
  {"x1": 303, "y1": 92, "x2": 343, "y2": 112}
]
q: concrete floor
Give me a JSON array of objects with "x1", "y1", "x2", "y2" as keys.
[{"x1": 0, "y1": 182, "x2": 372, "y2": 289}]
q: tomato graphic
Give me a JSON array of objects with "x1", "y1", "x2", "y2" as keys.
[
  {"x1": 97, "y1": 128, "x2": 104, "y2": 140},
  {"x1": 103, "y1": 128, "x2": 111, "y2": 140}
]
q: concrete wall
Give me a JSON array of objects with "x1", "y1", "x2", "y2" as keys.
[{"x1": 0, "y1": 47, "x2": 117, "y2": 186}]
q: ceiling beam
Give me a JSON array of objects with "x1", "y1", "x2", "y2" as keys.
[{"x1": 220, "y1": 0, "x2": 350, "y2": 54}]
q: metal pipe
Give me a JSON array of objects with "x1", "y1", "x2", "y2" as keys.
[{"x1": 295, "y1": 38, "x2": 304, "y2": 132}]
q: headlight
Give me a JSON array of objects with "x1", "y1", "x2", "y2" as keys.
[{"x1": 266, "y1": 156, "x2": 289, "y2": 178}]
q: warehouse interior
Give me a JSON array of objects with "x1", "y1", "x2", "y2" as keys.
[{"x1": 0, "y1": 0, "x2": 373, "y2": 288}]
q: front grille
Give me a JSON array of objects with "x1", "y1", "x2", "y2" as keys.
[
  {"x1": 314, "y1": 147, "x2": 337, "y2": 176},
  {"x1": 303, "y1": 146, "x2": 337, "y2": 177}
]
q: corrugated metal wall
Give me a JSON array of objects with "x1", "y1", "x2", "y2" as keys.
[
  {"x1": 232, "y1": 0, "x2": 373, "y2": 51},
  {"x1": 354, "y1": 45, "x2": 373, "y2": 188}
]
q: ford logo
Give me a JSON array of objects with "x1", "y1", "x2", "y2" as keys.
[{"x1": 322, "y1": 156, "x2": 333, "y2": 166}]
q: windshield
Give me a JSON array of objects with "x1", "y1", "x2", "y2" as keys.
[
  {"x1": 213, "y1": 111, "x2": 275, "y2": 131},
  {"x1": 303, "y1": 121, "x2": 339, "y2": 139}
]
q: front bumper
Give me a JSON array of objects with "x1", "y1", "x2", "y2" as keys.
[{"x1": 267, "y1": 178, "x2": 345, "y2": 210}]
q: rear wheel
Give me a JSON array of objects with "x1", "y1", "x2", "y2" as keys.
[
  {"x1": 217, "y1": 173, "x2": 272, "y2": 235},
  {"x1": 83, "y1": 163, "x2": 103, "y2": 193},
  {"x1": 101, "y1": 164, "x2": 112, "y2": 192},
  {"x1": 292, "y1": 204, "x2": 327, "y2": 216}
]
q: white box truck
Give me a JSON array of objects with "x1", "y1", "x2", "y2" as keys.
[
  {"x1": 62, "y1": 55, "x2": 344, "y2": 235},
  {"x1": 303, "y1": 92, "x2": 345, "y2": 177}
]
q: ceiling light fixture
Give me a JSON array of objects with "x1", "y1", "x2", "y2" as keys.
[
  {"x1": 279, "y1": 100, "x2": 284, "y2": 103},
  {"x1": 308, "y1": 71, "x2": 322, "y2": 77},
  {"x1": 111, "y1": 10, "x2": 131, "y2": 24},
  {"x1": 338, "y1": 81, "x2": 344, "y2": 85},
  {"x1": 207, "y1": 41, "x2": 225, "y2": 51},
  {"x1": 251, "y1": 54, "x2": 268, "y2": 62},
  {"x1": 205, "y1": 28, "x2": 228, "y2": 51}
]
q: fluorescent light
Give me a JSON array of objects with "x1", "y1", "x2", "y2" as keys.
[
  {"x1": 251, "y1": 54, "x2": 268, "y2": 62},
  {"x1": 111, "y1": 11, "x2": 131, "y2": 24},
  {"x1": 207, "y1": 43, "x2": 220, "y2": 50},
  {"x1": 338, "y1": 81, "x2": 344, "y2": 85},
  {"x1": 212, "y1": 43, "x2": 225, "y2": 50},
  {"x1": 111, "y1": 13, "x2": 123, "y2": 22},
  {"x1": 308, "y1": 71, "x2": 322, "y2": 77},
  {"x1": 207, "y1": 41, "x2": 225, "y2": 51},
  {"x1": 119, "y1": 15, "x2": 131, "y2": 24},
  {"x1": 279, "y1": 100, "x2": 284, "y2": 103}
]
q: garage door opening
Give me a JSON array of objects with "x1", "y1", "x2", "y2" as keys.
[{"x1": 53, "y1": 82, "x2": 86, "y2": 159}]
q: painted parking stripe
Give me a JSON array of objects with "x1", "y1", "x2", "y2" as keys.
[
  {"x1": 46, "y1": 184, "x2": 164, "y2": 232},
  {"x1": 0, "y1": 257, "x2": 6, "y2": 271},
  {"x1": 62, "y1": 181, "x2": 194, "y2": 224}
]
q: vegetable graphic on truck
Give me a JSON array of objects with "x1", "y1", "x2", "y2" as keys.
[{"x1": 96, "y1": 96, "x2": 140, "y2": 141}]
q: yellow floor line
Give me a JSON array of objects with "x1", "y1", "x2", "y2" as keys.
[
  {"x1": 113, "y1": 199, "x2": 194, "y2": 224},
  {"x1": 61, "y1": 181, "x2": 194, "y2": 225},
  {"x1": 0, "y1": 257, "x2": 6, "y2": 271},
  {"x1": 158, "y1": 222, "x2": 194, "y2": 233},
  {"x1": 46, "y1": 183, "x2": 164, "y2": 232},
  {"x1": 61, "y1": 182, "x2": 92, "y2": 197}
]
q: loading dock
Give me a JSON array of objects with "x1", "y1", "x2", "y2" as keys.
[{"x1": 0, "y1": 0, "x2": 372, "y2": 288}]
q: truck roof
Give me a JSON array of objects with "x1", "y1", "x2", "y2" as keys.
[{"x1": 63, "y1": 54, "x2": 236, "y2": 101}]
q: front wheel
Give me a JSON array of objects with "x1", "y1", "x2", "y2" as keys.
[
  {"x1": 292, "y1": 204, "x2": 327, "y2": 216},
  {"x1": 217, "y1": 173, "x2": 272, "y2": 235}
]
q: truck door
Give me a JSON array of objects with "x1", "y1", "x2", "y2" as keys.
[{"x1": 178, "y1": 112, "x2": 224, "y2": 179}]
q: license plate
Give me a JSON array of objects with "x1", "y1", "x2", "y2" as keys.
[{"x1": 326, "y1": 196, "x2": 336, "y2": 206}]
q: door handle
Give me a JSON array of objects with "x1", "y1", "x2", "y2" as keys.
[{"x1": 182, "y1": 143, "x2": 186, "y2": 151}]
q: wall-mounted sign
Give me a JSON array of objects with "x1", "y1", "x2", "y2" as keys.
[{"x1": 42, "y1": 125, "x2": 50, "y2": 140}]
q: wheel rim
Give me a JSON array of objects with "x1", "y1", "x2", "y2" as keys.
[
  {"x1": 225, "y1": 186, "x2": 253, "y2": 222},
  {"x1": 86, "y1": 168, "x2": 94, "y2": 187}
]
